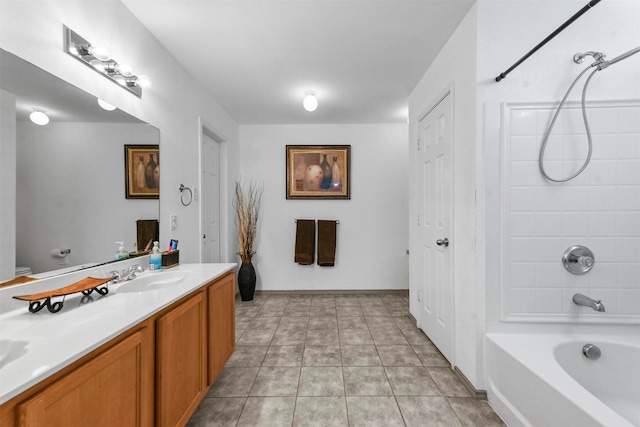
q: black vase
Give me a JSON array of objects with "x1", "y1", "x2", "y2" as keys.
[
  {"x1": 145, "y1": 154, "x2": 157, "y2": 189},
  {"x1": 238, "y1": 261, "x2": 256, "y2": 301},
  {"x1": 320, "y1": 153, "x2": 332, "y2": 189}
]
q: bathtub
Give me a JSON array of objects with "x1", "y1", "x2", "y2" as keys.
[{"x1": 486, "y1": 333, "x2": 640, "y2": 427}]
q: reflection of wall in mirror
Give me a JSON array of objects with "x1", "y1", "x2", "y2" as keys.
[
  {"x1": 16, "y1": 122, "x2": 159, "y2": 274},
  {"x1": 0, "y1": 89, "x2": 17, "y2": 280}
]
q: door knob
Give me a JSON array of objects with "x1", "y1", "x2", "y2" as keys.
[
  {"x1": 203, "y1": 234, "x2": 206, "y2": 239},
  {"x1": 436, "y1": 238, "x2": 449, "y2": 247}
]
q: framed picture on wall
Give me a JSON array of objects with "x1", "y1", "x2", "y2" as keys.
[
  {"x1": 286, "y1": 145, "x2": 350, "y2": 199},
  {"x1": 125, "y1": 145, "x2": 159, "y2": 199}
]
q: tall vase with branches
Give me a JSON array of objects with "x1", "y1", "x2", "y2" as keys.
[{"x1": 234, "y1": 180, "x2": 263, "y2": 301}]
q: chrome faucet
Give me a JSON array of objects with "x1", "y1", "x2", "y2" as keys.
[
  {"x1": 572, "y1": 293, "x2": 605, "y2": 312},
  {"x1": 110, "y1": 264, "x2": 144, "y2": 283}
]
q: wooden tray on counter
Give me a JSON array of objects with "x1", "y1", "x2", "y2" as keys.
[
  {"x1": 13, "y1": 277, "x2": 113, "y2": 313},
  {"x1": 0, "y1": 275, "x2": 38, "y2": 289}
]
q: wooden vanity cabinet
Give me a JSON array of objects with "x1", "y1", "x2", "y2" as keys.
[
  {"x1": 11, "y1": 320, "x2": 154, "y2": 427},
  {"x1": 207, "y1": 272, "x2": 235, "y2": 384},
  {"x1": 155, "y1": 290, "x2": 207, "y2": 427},
  {"x1": 155, "y1": 271, "x2": 235, "y2": 425},
  {"x1": 0, "y1": 271, "x2": 236, "y2": 427}
]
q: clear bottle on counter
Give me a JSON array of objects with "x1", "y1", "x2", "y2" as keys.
[{"x1": 149, "y1": 241, "x2": 162, "y2": 271}]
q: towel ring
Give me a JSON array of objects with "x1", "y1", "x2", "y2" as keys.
[{"x1": 179, "y1": 184, "x2": 193, "y2": 207}]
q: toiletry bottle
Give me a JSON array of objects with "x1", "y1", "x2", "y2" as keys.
[
  {"x1": 150, "y1": 241, "x2": 162, "y2": 271},
  {"x1": 115, "y1": 242, "x2": 129, "y2": 260}
]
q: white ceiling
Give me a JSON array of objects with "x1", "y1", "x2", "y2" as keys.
[{"x1": 122, "y1": 0, "x2": 474, "y2": 125}]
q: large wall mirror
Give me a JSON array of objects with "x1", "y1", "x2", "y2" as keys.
[{"x1": 0, "y1": 49, "x2": 159, "y2": 277}]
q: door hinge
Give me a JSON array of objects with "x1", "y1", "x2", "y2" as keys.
[
  {"x1": 417, "y1": 214, "x2": 420, "y2": 227},
  {"x1": 417, "y1": 289, "x2": 421, "y2": 302},
  {"x1": 417, "y1": 139, "x2": 420, "y2": 150}
]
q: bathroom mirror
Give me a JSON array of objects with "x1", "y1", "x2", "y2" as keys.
[{"x1": 0, "y1": 49, "x2": 160, "y2": 277}]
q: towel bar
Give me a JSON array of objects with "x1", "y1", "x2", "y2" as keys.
[{"x1": 294, "y1": 219, "x2": 339, "y2": 224}]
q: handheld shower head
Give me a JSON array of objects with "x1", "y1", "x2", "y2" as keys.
[
  {"x1": 607, "y1": 46, "x2": 640, "y2": 66},
  {"x1": 595, "y1": 46, "x2": 640, "y2": 70},
  {"x1": 573, "y1": 51, "x2": 605, "y2": 65}
]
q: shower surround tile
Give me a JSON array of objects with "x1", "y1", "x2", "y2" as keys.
[{"x1": 503, "y1": 101, "x2": 640, "y2": 318}]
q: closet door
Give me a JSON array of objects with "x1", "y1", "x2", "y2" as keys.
[{"x1": 414, "y1": 90, "x2": 454, "y2": 364}]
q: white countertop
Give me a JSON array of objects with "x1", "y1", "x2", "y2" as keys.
[{"x1": 0, "y1": 262, "x2": 236, "y2": 404}]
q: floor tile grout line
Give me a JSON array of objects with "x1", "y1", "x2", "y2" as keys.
[{"x1": 230, "y1": 293, "x2": 477, "y2": 426}]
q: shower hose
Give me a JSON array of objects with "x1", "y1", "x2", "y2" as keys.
[{"x1": 538, "y1": 65, "x2": 599, "y2": 183}]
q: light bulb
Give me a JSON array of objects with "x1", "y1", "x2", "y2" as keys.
[
  {"x1": 115, "y1": 62, "x2": 135, "y2": 77},
  {"x1": 303, "y1": 91, "x2": 318, "y2": 112},
  {"x1": 89, "y1": 59, "x2": 105, "y2": 72},
  {"x1": 112, "y1": 74, "x2": 127, "y2": 86},
  {"x1": 97, "y1": 98, "x2": 116, "y2": 111},
  {"x1": 136, "y1": 75, "x2": 152, "y2": 89},
  {"x1": 88, "y1": 44, "x2": 111, "y2": 61},
  {"x1": 30, "y1": 110, "x2": 49, "y2": 126}
]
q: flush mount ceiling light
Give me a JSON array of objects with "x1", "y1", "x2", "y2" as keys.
[
  {"x1": 97, "y1": 98, "x2": 116, "y2": 111},
  {"x1": 30, "y1": 110, "x2": 50, "y2": 126},
  {"x1": 303, "y1": 91, "x2": 318, "y2": 112},
  {"x1": 64, "y1": 26, "x2": 150, "y2": 98}
]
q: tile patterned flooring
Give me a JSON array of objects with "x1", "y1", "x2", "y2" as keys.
[{"x1": 187, "y1": 293, "x2": 505, "y2": 427}]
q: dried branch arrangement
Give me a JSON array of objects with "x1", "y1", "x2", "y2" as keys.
[{"x1": 234, "y1": 180, "x2": 263, "y2": 263}]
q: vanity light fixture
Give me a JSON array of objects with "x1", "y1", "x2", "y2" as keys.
[
  {"x1": 63, "y1": 26, "x2": 150, "y2": 98},
  {"x1": 303, "y1": 91, "x2": 318, "y2": 112},
  {"x1": 30, "y1": 110, "x2": 50, "y2": 126}
]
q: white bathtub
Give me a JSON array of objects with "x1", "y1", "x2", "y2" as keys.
[{"x1": 486, "y1": 333, "x2": 640, "y2": 427}]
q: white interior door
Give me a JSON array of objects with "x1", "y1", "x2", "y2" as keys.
[
  {"x1": 415, "y1": 91, "x2": 454, "y2": 364},
  {"x1": 201, "y1": 132, "x2": 220, "y2": 263}
]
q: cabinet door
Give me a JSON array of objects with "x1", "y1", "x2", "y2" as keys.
[
  {"x1": 156, "y1": 291, "x2": 207, "y2": 427},
  {"x1": 17, "y1": 326, "x2": 153, "y2": 427},
  {"x1": 207, "y1": 272, "x2": 236, "y2": 384}
]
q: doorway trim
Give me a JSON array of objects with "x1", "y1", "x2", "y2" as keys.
[{"x1": 198, "y1": 117, "x2": 228, "y2": 262}]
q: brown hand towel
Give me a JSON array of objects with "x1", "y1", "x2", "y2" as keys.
[
  {"x1": 294, "y1": 219, "x2": 315, "y2": 265},
  {"x1": 137, "y1": 219, "x2": 159, "y2": 251},
  {"x1": 317, "y1": 220, "x2": 337, "y2": 267}
]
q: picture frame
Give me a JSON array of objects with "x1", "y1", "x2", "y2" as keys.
[
  {"x1": 125, "y1": 145, "x2": 159, "y2": 199},
  {"x1": 286, "y1": 145, "x2": 350, "y2": 199}
]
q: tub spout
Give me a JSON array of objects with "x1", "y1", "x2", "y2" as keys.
[{"x1": 572, "y1": 293, "x2": 605, "y2": 312}]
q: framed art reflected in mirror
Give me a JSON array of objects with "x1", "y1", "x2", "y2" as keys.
[
  {"x1": 286, "y1": 145, "x2": 350, "y2": 199},
  {"x1": 125, "y1": 145, "x2": 159, "y2": 199}
]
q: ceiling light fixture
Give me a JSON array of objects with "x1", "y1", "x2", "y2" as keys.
[
  {"x1": 30, "y1": 110, "x2": 50, "y2": 126},
  {"x1": 64, "y1": 26, "x2": 151, "y2": 98},
  {"x1": 97, "y1": 98, "x2": 116, "y2": 111},
  {"x1": 303, "y1": 91, "x2": 318, "y2": 112}
]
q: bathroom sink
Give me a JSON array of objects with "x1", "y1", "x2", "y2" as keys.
[
  {"x1": 0, "y1": 339, "x2": 28, "y2": 369},
  {"x1": 116, "y1": 271, "x2": 194, "y2": 293}
]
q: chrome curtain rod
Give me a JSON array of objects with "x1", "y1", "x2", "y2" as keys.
[
  {"x1": 294, "y1": 219, "x2": 340, "y2": 224},
  {"x1": 495, "y1": 0, "x2": 601, "y2": 82}
]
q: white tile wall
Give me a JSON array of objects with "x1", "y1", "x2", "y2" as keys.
[{"x1": 503, "y1": 101, "x2": 640, "y2": 319}]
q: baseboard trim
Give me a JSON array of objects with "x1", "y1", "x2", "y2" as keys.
[
  {"x1": 454, "y1": 367, "x2": 487, "y2": 400},
  {"x1": 253, "y1": 289, "x2": 409, "y2": 296},
  {"x1": 407, "y1": 311, "x2": 418, "y2": 327}
]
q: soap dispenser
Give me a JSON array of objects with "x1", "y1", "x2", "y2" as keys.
[
  {"x1": 115, "y1": 242, "x2": 129, "y2": 260},
  {"x1": 150, "y1": 241, "x2": 162, "y2": 271}
]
